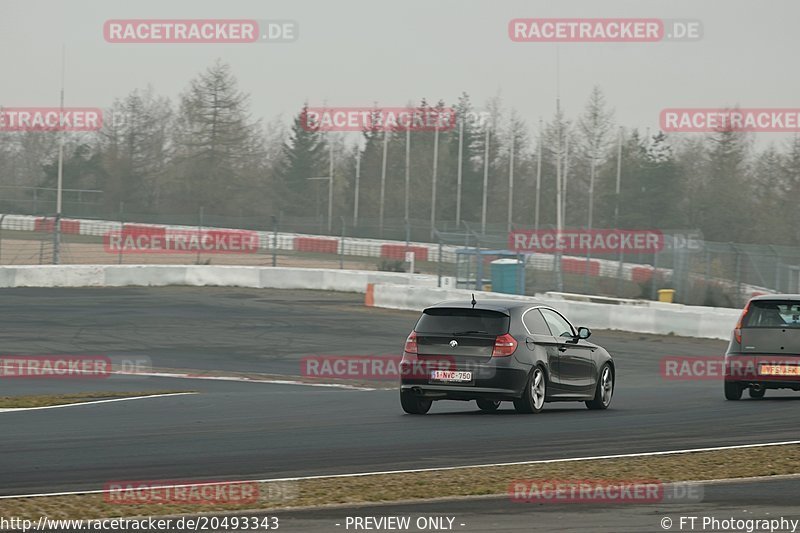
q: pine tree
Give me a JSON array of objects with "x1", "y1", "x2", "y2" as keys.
[
  {"x1": 444, "y1": 93, "x2": 486, "y2": 226},
  {"x1": 640, "y1": 132, "x2": 684, "y2": 229},
  {"x1": 781, "y1": 135, "x2": 800, "y2": 245},
  {"x1": 277, "y1": 104, "x2": 328, "y2": 217},
  {"x1": 698, "y1": 126, "x2": 752, "y2": 241}
]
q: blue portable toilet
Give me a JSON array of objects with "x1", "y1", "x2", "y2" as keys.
[{"x1": 490, "y1": 258, "x2": 525, "y2": 294}]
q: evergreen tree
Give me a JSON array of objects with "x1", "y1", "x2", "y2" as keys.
[
  {"x1": 640, "y1": 132, "x2": 684, "y2": 229},
  {"x1": 697, "y1": 126, "x2": 752, "y2": 241},
  {"x1": 278, "y1": 104, "x2": 328, "y2": 217},
  {"x1": 781, "y1": 135, "x2": 800, "y2": 245},
  {"x1": 447, "y1": 93, "x2": 485, "y2": 226}
]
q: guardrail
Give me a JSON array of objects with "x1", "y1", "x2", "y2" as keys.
[
  {"x1": 0, "y1": 265, "x2": 439, "y2": 292},
  {"x1": 0, "y1": 213, "x2": 772, "y2": 302},
  {"x1": 366, "y1": 283, "x2": 741, "y2": 340},
  {"x1": 0, "y1": 264, "x2": 741, "y2": 339}
]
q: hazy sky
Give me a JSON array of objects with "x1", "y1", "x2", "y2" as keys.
[{"x1": 2, "y1": 0, "x2": 798, "y2": 142}]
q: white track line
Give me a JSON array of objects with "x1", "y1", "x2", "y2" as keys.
[
  {"x1": 0, "y1": 392, "x2": 197, "y2": 413},
  {"x1": 111, "y1": 371, "x2": 376, "y2": 391},
  {"x1": 3, "y1": 439, "x2": 800, "y2": 500}
]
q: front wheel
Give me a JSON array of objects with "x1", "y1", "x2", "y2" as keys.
[
  {"x1": 400, "y1": 389, "x2": 432, "y2": 414},
  {"x1": 586, "y1": 364, "x2": 614, "y2": 410},
  {"x1": 724, "y1": 381, "x2": 743, "y2": 400},
  {"x1": 476, "y1": 399, "x2": 501, "y2": 412},
  {"x1": 514, "y1": 367, "x2": 546, "y2": 414}
]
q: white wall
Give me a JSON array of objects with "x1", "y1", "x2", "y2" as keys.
[
  {"x1": 369, "y1": 283, "x2": 741, "y2": 340},
  {"x1": 0, "y1": 264, "x2": 740, "y2": 340}
]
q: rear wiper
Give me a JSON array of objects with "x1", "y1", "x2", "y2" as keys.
[{"x1": 452, "y1": 330, "x2": 490, "y2": 335}]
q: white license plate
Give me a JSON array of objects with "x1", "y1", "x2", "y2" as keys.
[
  {"x1": 431, "y1": 370, "x2": 472, "y2": 382},
  {"x1": 760, "y1": 364, "x2": 800, "y2": 376}
]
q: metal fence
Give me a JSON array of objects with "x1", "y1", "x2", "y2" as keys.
[{"x1": 1, "y1": 208, "x2": 798, "y2": 308}]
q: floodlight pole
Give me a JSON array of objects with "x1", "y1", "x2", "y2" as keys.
[
  {"x1": 456, "y1": 119, "x2": 463, "y2": 226},
  {"x1": 430, "y1": 125, "x2": 439, "y2": 239},
  {"x1": 481, "y1": 127, "x2": 490, "y2": 234},
  {"x1": 379, "y1": 130, "x2": 388, "y2": 236},
  {"x1": 327, "y1": 141, "x2": 334, "y2": 234},
  {"x1": 53, "y1": 44, "x2": 66, "y2": 264}
]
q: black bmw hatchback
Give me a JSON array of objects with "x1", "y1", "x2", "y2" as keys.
[{"x1": 399, "y1": 298, "x2": 615, "y2": 414}]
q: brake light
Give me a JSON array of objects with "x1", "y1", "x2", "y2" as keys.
[
  {"x1": 734, "y1": 301, "x2": 751, "y2": 344},
  {"x1": 404, "y1": 331, "x2": 418, "y2": 354},
  {"x1": 492, "y1": 333, "x2": 518, "y2": 357}
]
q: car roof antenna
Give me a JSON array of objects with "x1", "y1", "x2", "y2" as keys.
[{"x1": 471, "y1": 293, "x2": 477, "y2": 308}]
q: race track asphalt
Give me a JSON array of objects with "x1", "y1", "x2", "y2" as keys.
[{"x1": 1, "y1": 287, "x2": 799, "y2": 498}]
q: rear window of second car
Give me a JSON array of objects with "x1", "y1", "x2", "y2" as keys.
[
  {"x1": 743, "y1": 300, "x2": 800, "y2": 328},
  {"x1": 415, "y1": 308, "x2": 510, "y2": 335}
]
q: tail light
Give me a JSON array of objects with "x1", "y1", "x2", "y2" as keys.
[
  {"x1": 734, "y1": 301, "x2": 751, "y2": 344},
  {"x1": 492, "y1": 333, "x2": 518, "y2": 357},
  {"x1": 404, "y1": 331, "x2": 418, "y2": 355}
]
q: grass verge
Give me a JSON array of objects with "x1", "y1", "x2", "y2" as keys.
[
  {"x1": 1, "y1": 444, "x2": 799, "y2": 520},
  {"x1": 0, "y1": 391, "x2": 193, "y2": 409}
]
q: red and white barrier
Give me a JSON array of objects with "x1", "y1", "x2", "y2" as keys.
[{"x1": 0, "y1": 213, "x2": 772, "y2": 299}]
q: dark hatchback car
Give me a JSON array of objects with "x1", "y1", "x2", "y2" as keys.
[
  {"x1": 399, "y1": 299, "x2": 615, "y2": 414},
  {"x1": 724, "y1": 294, "x2": 800, "y2": 400}
]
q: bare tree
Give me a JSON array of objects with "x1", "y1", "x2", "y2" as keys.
[
  {"x1": 578, "y1": 86, "x2": 614, "y2": 229},
  {"x1": 171, "y1": 60, "x2": 266, "y2": 214}
]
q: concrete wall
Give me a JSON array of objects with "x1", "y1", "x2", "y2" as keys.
[
  {"x1": 0, "y1": 264, "x2": 740, "y2": 340},
  {"x1": 368, "y1": 283, "x2": 741, "y2": 340},
  {"x1": 0, "y1": 265, "x2": 438, "y2": 292}
]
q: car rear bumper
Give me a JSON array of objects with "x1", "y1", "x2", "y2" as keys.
[
  {"x1": 399, "y1": 355, "x2": 530, "y2": 400},
  {"x1": 724, "y1": 354, "x2": 800, "y2": 388},
  {"x1": 400, "y1": 383, "x2": 526, "y2": 400}
]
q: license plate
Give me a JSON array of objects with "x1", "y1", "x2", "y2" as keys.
[
  {"x1": 431, "y1": 370, "x2": 472, "y2": 382},
  {"x1": 760, "y1": 364, "x2": 800, "y2": 376}
]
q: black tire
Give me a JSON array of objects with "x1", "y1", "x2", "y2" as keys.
[
  {"x1": 513, "y1": 366, "x2": 546, "y2": 414},
  {"x1": 724, "y1": 381, "x2": 743, "y2": 400},
  {"x1": 400, "y1": 389, "x2": 432, "y2": 414},
  {"x1": 586, "y1": 364, "x2": 614, "y2": 410},
  {"x1": 748, "y1": 387, "x2": 766, "y2": 399},
  {"x1": 476, "y1": 399, "x2": 501, "y2": 412}
]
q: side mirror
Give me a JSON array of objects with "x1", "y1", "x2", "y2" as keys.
[{"x1": 576, "y1": 326, "x2": 591, "y2": 340}]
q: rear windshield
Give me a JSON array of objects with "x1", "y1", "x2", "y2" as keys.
[
  {"x1": 743, "y1": 300, "x2": 800, "y2": 328},
  {"x1": 415, "y1": 308, "x2": 510, "y2": 335}
]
